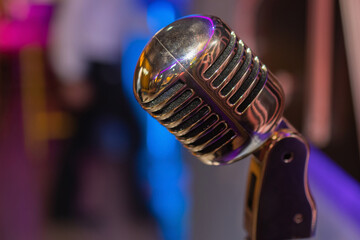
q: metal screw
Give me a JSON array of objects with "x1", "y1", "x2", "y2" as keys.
[
  {"x1": 283, "y1": 152, "x2": 294, "y2": 163},
  {"x1": 293, "y1": 213, "x2": 303, "y2": 224}
]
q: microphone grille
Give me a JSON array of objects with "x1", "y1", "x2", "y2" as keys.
[
  {"x1": 201, "y1": 32, "x2": 269, "y2": 115},
  {"x1": 134, "y1": 15, "x2": 284, "y2": 165},
  {"x1": 142, "y1": 78, "x2": 245, "y2": 165}
]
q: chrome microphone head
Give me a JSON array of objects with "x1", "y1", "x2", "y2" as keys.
[{"x1": 134, "y1": 15, "x2": 285, "y2": 165}]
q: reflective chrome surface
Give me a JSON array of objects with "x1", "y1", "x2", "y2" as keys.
[{"x1": 134, "y1": 15, "x2": 285, "y2": 165}]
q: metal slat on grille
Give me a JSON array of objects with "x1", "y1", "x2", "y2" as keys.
[
  {"x1": 212, "y1": 40, "x2": 245, "y2": 88},
  {"x1": 204, "y1": 32, "x2": 237, "y2": 79},
  {"x1": 220, "y1": 47, "x2": 253, "y2": 96},
  {"x1": 170, "y1": 106, "x2": 210, "y2": 135},
  {"x1": 229, "y1": 56, "x2": 260, "y2": 105},
  {"x1": 187, "y1": 122, "x2": 227, "y2": 151},
  {"x1": 197, "y1": 129, "x2": 236, "y2": 155},
  {"x1": 179, "y1": 114, "x2": 219, "y2": 142},
  {"x1": 144, "y1": 81, "x2": 185, "y2": 109},
  {"x1": 237, "y1": 65, "x2": 268, "y2": 113},
  {"x1": 153, "y1": 89, "x2": 193, "y2": 119},
  {"x1": 161, "y1": 98, "x2": 202, "y2": 126}
]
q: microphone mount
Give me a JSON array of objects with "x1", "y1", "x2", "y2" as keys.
[{"x1": 244, "y1": 119, "x2": 316, "y2": 239}]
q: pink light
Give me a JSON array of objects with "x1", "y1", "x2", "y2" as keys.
[{"x1": 0, "y1": 4, "x2": 53, "y2": 52}]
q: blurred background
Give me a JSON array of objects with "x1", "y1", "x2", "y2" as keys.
[{"x1": 0, "y1": 0, "x2": 359, "y2": 239}]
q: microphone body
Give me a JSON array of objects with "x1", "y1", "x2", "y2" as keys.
[
  {"x1": 134, "y1": 15, "x2": 284, "y2": 165},
  {"x1": 133, "y1": 15, "x2": 316, "y2": 239}
]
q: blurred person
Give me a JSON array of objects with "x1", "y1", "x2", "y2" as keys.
[{"x1": 49, "y1": 0, "x2": 157, "y2": 238}]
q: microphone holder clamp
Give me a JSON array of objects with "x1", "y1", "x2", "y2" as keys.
[{"x1": 244, "y1": 119, "x2": 317, "y2": 240}]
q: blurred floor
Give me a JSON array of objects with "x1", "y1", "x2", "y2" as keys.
[
  {"x1": 43, "y1": 156, "x2": 158, "y2": 240},
  {"x1": 187, "y1": 152, "x2": 249, "y2": 240}
]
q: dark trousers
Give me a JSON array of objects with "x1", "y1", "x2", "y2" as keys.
[{"x1": 52, "y1": 62, "x2": 145, "y2": 219}]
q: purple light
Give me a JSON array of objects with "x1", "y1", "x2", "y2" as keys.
[
  {"x1": 187, "y1": 15, "x2": 215, "y2": 57},
  {"x1": 153, "y1": 62, "x2": 177, "y2": 82},
  {"x1": 309, "y1": 146, "x2": 360, "y2": 225}
]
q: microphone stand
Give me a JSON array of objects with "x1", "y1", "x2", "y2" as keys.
[{"x1": 244, "y1": 119, "x2": 317, "y2": 240}]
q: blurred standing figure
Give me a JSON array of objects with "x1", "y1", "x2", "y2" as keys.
[{"x1": 50, "y1": 0, "x2": 154, "y2": 236}]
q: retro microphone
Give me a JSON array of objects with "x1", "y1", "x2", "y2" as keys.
[{"x1": 133, "y1": 15, "x2": 316, "y2": 239}]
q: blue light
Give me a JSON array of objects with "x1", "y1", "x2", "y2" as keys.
[
  {"x1": 122, "y1": 36, "x2": 190, "y2": 239},
  {"x1": 121, "y1": 37, "x2": 149, "y2": 121},
  {"x1": 146, "y1": 115, "x2": 177, "y2": 158},
  {"x1": 147, "y1": 1, "x2": 176, "y2": 34},
  {"x1": 121, "y1": 1, "x2": 191, "y2": 239}
]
